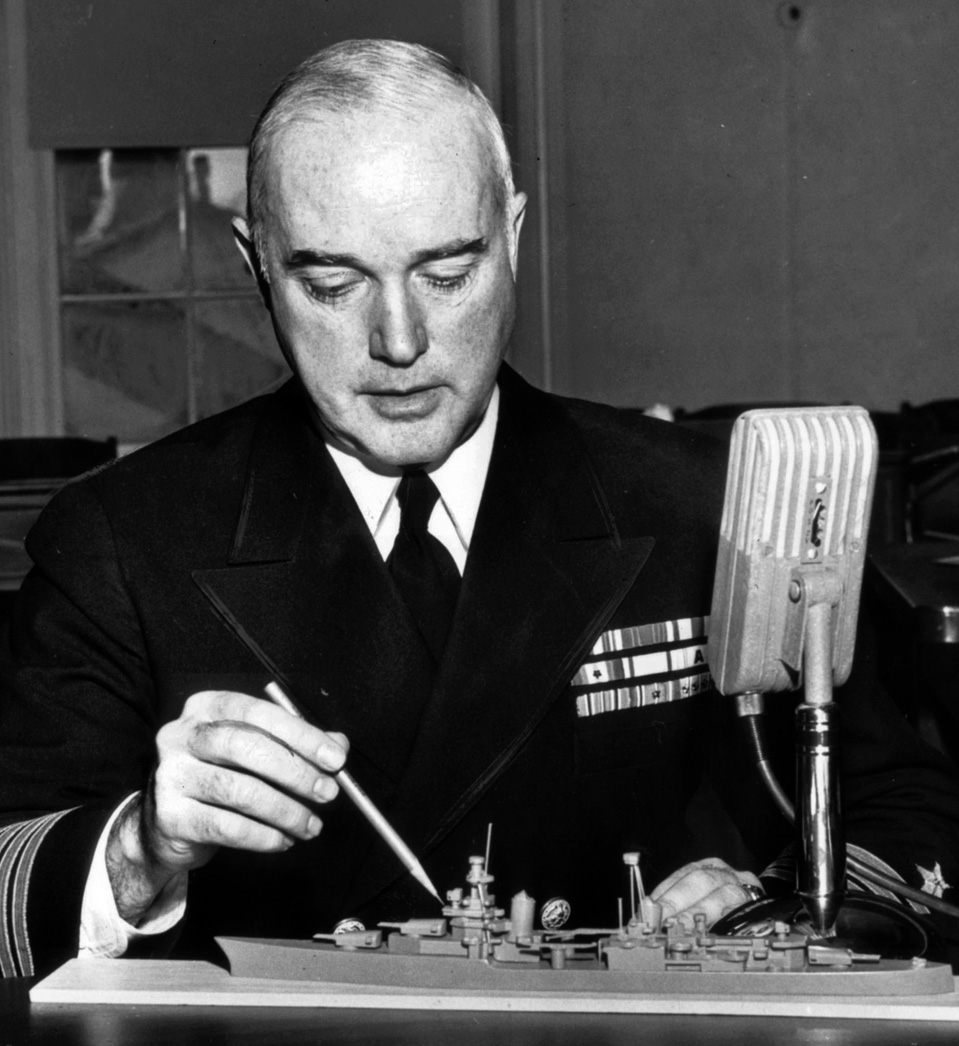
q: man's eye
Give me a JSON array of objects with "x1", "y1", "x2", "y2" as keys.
[
  {"x1": 423, "y1": 271, "x2": 471, "y2": 294},
  {"x1": 304, "y1": 278, "x2": 361, "y2": 303}
]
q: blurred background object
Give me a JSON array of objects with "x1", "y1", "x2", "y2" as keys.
[
  {"x1": 0, "y1": 436, "x2": 117, "y2": 624},
  {"x1": 56, "y1": 147, "x2": 287, "y2": 448}
]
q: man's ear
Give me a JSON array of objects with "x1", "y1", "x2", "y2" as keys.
[
  {"x1": 232, "y1": 216, "x2": 272, "y2": 305},
  {"x1": 507, "y1": 191, "x2": 527, "y2": 276}
]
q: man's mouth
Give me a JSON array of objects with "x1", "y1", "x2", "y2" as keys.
[{"x1": 366, "y1": 385, "x2": 443, "y2": 420}]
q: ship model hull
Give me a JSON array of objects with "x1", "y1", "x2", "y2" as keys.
[{"x1": 217, "y1": 934, "x2": 954, "y2": 997}]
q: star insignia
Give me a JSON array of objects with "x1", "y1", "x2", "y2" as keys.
[{"x1": 917, "y1": 862, "x2": 951, "y2": 899}]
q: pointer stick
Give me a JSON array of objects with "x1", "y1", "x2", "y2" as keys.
[
  {"x1": 264, "y1": 682, "x2": 442, "y2": 905},
  {"x1": 191, "y1": 575, "x2": 442, "y2": 904}
]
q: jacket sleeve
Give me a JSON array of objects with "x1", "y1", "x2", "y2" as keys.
[
  {"x1": 0, "y1": 478, "x2": 159, "y2": 976},
  {"x1": 835, "y1": 603, "x2": 959, "y2": 920}
]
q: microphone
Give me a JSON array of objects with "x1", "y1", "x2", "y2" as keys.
[{"x1": 707, "y1": 407, "x2": 878, "y2": 934}]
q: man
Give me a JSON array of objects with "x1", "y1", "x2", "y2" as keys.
[{"x1": 2, "y1": 40, "x2": 958, "y2": 978}]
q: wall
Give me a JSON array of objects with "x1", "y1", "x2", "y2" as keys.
[
  {"x1": 26, "y1": 0, "x2": 481, "y2": 148},
  {"x1": 521, "y1": 0, "x2": 959, "y2": 413},
  {"x1": 0, "y1": 0, "x2": 60, "y2": 437}
]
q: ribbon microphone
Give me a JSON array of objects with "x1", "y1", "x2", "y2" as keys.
[{"x1": 707, "y1": 406, "x2": 878, "y2": 934}]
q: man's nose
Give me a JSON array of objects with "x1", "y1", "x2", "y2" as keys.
[{"x1": 368, "y1": 285, "x2": 428, "y2": 365}]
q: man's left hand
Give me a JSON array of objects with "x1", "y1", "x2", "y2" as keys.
[{"x1": 650, "y1": 857, "x2": 762, "y2": 929}]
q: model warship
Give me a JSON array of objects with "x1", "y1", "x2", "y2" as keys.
[{"x1": 217, "y1": 852, "x2": 954, "y2": 997}]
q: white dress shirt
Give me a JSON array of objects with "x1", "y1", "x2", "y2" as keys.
[
  {"x1": 325, "y1": 385, "x2": 499, "y2": 574},
  {"x1": 79, "y1": 388, "x2": 500, "y2": 957}
]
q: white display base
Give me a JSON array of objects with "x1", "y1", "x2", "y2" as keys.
[{"x1": 29, "y1": 959, "x2": 959, "y2": 1021}]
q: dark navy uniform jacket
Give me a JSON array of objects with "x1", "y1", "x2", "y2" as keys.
[{"x1": 2, "y1": 364, "x2": 958, "y2": 976}]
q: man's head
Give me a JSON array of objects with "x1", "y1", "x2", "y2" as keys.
[{"x1": 234, "y1": 39, "x2": 526, "y2": 470}]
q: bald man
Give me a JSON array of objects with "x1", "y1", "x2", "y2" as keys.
[{"x1": 2, "y1": 40, "x2": 957, "y2": 978}]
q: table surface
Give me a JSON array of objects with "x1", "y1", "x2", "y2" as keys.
[
  {"x1": 869, "y1": 541, "x2": 959, "y2": 643},
  {"x1": 7, "y1": 973, "x2": 959, "y2": 1046}
]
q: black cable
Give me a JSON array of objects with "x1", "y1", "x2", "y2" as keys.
[{"x1": 741, "y1": 713, "x2": 794, "y2": 824}]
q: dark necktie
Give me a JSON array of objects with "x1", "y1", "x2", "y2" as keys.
[{"x1": 387, "y1": 469, "x2": 461, "y2": 662}]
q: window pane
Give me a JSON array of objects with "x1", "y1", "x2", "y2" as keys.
[
  {"x1": 57, "y1": 149, "x2": 185, "y2": 294},
  {"x1": 62, "y1": 302, "x2": 189, "y2": 442},
  {"x1": 187, "y1": 148, "x2": 253, "y2": 290},
  {"x1": 194, "y1": 299, "x2": 290, "y2": 418}
]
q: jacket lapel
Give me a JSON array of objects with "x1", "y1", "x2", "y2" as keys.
[
  {"x1": 188, "y1": 373, "x2": 656, "y2": 914},
  {"x1": 345, "y1": 368, "x2": 654, "y2": 909},
  {"x1": 191, "y1": 386, "x2": 435, "y2": 786}
]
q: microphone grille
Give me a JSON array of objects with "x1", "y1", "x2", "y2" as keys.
[{"x1": 709, "y1": 406, "x2": 878, "y2": 696}]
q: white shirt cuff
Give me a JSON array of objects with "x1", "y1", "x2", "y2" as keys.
[{"x1": 78, "y1": 792, "x2": 188, "y2": 959}]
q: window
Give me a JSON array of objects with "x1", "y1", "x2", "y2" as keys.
[{"x1": 55, "y1": 148, "x2": 289, "y2": 447}]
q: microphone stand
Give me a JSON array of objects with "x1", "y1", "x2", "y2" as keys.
[{"x1": 791, "y1": 570, "x2": 846, "y2": 936}]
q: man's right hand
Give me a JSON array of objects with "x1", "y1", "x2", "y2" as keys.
[{"x1": 106, "y1": 689, "x2": 349, "y2": 924}]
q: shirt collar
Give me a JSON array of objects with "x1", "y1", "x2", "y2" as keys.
[{"x1": 325, "y1": 385, "x2": 499, "y2": 552}]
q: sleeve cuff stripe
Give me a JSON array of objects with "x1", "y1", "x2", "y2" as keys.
[
  {"x1": 761, "y1": 844, "x2": 931, "y2": 915},
  {"x1": 1, "y1": 811, "x2": 75, "y2": 977},
  {"x1": 846, "y1": 843, "x2": 930, "y2": 914}
]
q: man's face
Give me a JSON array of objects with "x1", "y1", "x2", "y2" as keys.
[{"x1": 237, "y1": 106, "x2": 525, "y2": 469}]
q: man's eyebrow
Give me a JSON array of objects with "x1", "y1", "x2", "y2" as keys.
[
  {"x1": 283, "y1": 249, "x2": 363, "y2": 272},
  {"x1": 282, "y1": 238, "x2": 489, "y2": 273},
  {"x1": 411, "y1": 237, "x2": 489, "y2": 265}
]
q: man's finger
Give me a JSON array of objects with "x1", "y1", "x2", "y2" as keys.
[
  {"x1": 184, "y1": 719, "x2": 340, "y2": 805},
  {"x1": 649, "y1": 856, "x2": 739, "y2": 901},
  {"x1": 651, "y1": 858, "x2": 762, "y2": 921},
  {"x1": 183, "y1": 690, "x2": 349, "y2": 774},
  {"x1": 192, "y1": 763, "x2": 325, "y2": 838},
  {"x1": 651, "y1": 859, "x2": 739, "y2": 907},
  {"x1": 165, "y1": 796, "x2": 310, "y2": 854},
  {"x1": 671, "y1": 881, "x2": 759, "y2": 930}
]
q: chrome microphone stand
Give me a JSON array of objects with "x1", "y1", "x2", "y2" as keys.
[{"x1": 791, "y1": 570, "x2": 846, "y2": 935}]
